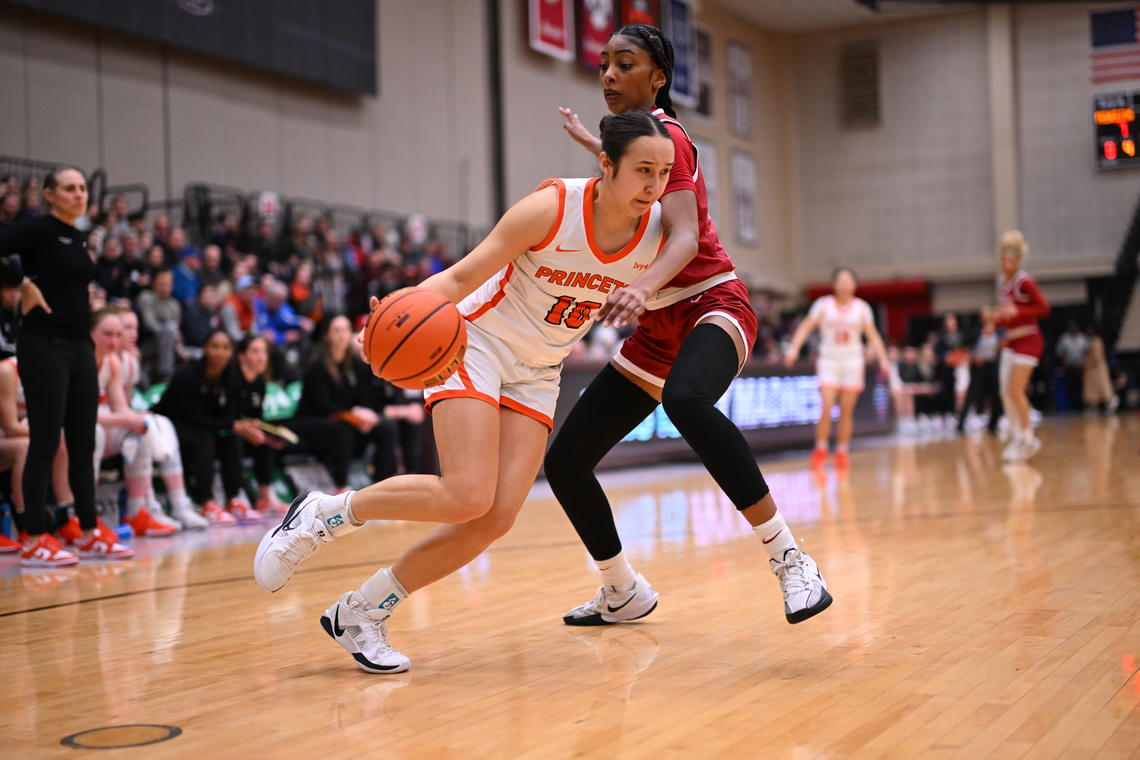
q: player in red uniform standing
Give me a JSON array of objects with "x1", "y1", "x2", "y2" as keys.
[
  {"x1": 993, "y1": 230, "x2": 1049, "y2": 462},
  {"x1": 549, "y1": 24, "x2": 831, "y2": 626}
]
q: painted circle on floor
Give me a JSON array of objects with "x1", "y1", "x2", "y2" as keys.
[{"x1": 60, "y1": 724, "x2": 182, "y2": 750}]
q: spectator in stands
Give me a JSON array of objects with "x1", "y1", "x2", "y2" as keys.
[
  {"x1": 212, "y1": 213, "x2": 241, "y2": 255},
  {"x1": 221, "y1": 274, "x2": 257, "y2": 339},
  {"x1": 199, "y1": 244, "x2": 227, "y2": 291},
  {"x1": 233, "y1": 334, "x2": 288, "y2": 514},
  {"x1": 152, "y1": 214, "x2": 171, "y2": 251},
  {"x1": 957, "y1": 307, "x2": 1002, "y2": 435},
  {"x1": 181, "y1": 283, "x2": 223, "y2": 355},
  {"x1": 251, "y1": 221, "x2": 276, "y2": 271},
  {"x1": 256, "y1": 278, "x2": 308, "y2": 379},
  {"x1": 1055, "y1": 320, "x2": 1089, "y2": 412},
  {"x1": 15, "y1": 178, "x2": 42, "y2": 223},
  {"x1": 288, "y1": 315, "x2": 398, "y2": 491},
  {"x1": 141, "y1": 244, "x2": 165, "y2": 288},
  {"x1": 895, "y1": 345, "x2": 940, "y2": 433},
  {"x1": 0, "y1": 192, "x2": 19, "y2": 232},
  {"x1": 934, "y1": 313, "x2": 966, "y2": 421},
  {"x1": 108, "y1": 195, "x2": 131, "y2": 238},
  {"x1": 316, "y1": 231, "x2": 348, "y2": 316},
  {"x1": 1082, "y1": 325, "x2": 1118, "y2": 414},
  {"x1": 173, "y1": 247, "x2": 201, "y2": 304},
  {"x1": 166, "y1": 226, "x2": 190, "y2": 265},
  {"x1": 95, "y1": 236, "x2": 132, "y2": 301},
  {"x1": 0, "y1": 261, "x2": 21, "y2": 360},
  {"x1": 0, "y1": 175, "x2": 16, "y2": 195},
  {"x1": 289, "y1": 259, "x2": 322, "y2": 323},
  {"x1": 151, "y1": 329, "x2": 256, "y2": 525},
  {"x1": 137, "y1": 268, "x2": 182, "y2": 381}
]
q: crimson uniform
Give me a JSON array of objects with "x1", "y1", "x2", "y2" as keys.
[
  {"x1": 614, "y1": 108, "x2": 759, "y2": 386},
  {"x1": 996, "y1": 270, "x2": 1050, "y2": 366}
]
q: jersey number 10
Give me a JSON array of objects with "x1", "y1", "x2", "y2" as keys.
[{"x1": 545, "y1": 295, "x2": 602, "y2": 329}]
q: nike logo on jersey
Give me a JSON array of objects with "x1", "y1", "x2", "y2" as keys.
[
  {"x1": 533, "y1": 266, "x2": 628, "y2": 294},
  {"x1": 607, "y1": 593, "x2": 637, "y2": 613},
  {"x1": 554, "y1": 245, "x2": 580, "y2": 253},
  {"x1": 57, "y1": 236, "x2": 72, "y2": 245},
  {"x1": 690, "y1": 294, "x2": 704, "y2": 303}
]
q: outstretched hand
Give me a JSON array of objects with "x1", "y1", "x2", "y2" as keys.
[
  {"x1": 598, "y1": 286, "x2": 648, "y2": 328},
  {"x1": 558, "y1": 107, "x2": 601, "y2": 155}
]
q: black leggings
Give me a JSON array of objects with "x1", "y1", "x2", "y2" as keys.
[
  {"x1": 545, "y1": 324, "x2": 769, "y2": 561},
  {"x1": 286, "y1": 417, "x2": 398, "y2": 488},
  {"x1": 174, "y1": 424, "x2": 243, "y2": 504},
  {"x1": 18, "y1": 332, "x2": 98, "y2": 535}
]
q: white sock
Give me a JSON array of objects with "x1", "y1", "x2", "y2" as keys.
[
  {"x1": 316, "y1": 490, "x2": 361, "y2": 537},
  {"x1": 126, "y1": 496, "x2": 147, "y2": 517},
  {"x1": 754, "y1": 511, "x2": 797, "y2": 560},
  {"x1": 596, "y1": 550, "x2": 637, "y2": 591},
  {"x1": 344, "y1": 491, "x2": 364, "y2": 526},
  {"x1": 359, "y1": 567, "x2": 408, "y2": 618}
]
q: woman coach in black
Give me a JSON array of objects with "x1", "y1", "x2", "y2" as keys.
[{"x1": 0, "y1": 168, "x2": 128, "y2": 566}]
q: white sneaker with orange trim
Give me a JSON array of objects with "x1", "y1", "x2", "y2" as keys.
[
  {"x1": 20, "y1": 533, "x2": 80, "y2": 567},
  {"x1": 199, "y1": 500, "x2": 237, "y2": 527},
  {"x1": 227, "y1": 498, "x2": 265, "y2": 525},
  {"x1": 76, "y1": 525, "x2": 134, "y2": 560},
  {"x1": 255, "y1": 494, "x2": 288, "y2": 515},
  {"x1": 128, "y1": 507, "x2": 179, "y2": 537},
  {"x1": 0, "y1": 532, "x2": 21, "y2": 553}
]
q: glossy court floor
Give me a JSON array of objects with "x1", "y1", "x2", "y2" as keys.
[{"x1": 1, "y1": 415, "x2": 1137, "y2": 759}]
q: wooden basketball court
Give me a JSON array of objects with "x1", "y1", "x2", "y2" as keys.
[{"x1": 2, "y1": 415, "x2": 1137, "y2": 758}]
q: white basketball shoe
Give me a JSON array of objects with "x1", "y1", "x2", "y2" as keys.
[
  {"x1": 320, "y1": 591, "x2": 410, "y2": 674},
  {"x1": 254, "y1": 491, "x2": 351, "y2": 592},
  {"x1": 771, "y1": 546, "x2": 832, "y2": 624},
  {"x1": 563, "y1": 573, "x2": 659, "y2": 626}
]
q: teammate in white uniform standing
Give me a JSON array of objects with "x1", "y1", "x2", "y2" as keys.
[
  {"x1": 254, "y1": 111, "x2": 673, "y2": 673},
  {"x1": 785, "y1": 268, "x2": 889, "y2": 470}
]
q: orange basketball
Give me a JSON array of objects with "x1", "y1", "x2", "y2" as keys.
[{"x1": 364, "y1": 287, "x2": 467, "y2": 390}]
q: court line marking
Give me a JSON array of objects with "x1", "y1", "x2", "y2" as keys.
[{"x1": 1, "y1": 500, "x2": 1135, "y2": 619}]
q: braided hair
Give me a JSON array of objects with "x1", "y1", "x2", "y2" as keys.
[{"x1": 612, "y1": 24, "x2": 676, "y2": 118}]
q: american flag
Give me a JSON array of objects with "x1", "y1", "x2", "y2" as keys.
[{"x1": 1091, "y1": 7, "x2": 1140, "y2": 84}]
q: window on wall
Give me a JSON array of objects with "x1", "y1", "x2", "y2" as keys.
[
  {"x1": 692, "y1": 138, "x2": 718, "y2": 221},
  {"x1": 840, "y1": 40, "x2": 880, "y2": 128},
  {"x1": 727, "y1": 41, "x2": 753, "y2": 137},
  {"x1": 696, "y1": 26, "x2": 713, "y2": 119},
  {"x1": 730, "y1": 150, "x2": 758, "y2": 245}
]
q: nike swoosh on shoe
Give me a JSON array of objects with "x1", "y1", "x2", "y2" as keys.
[
  {"x1": 333, "y1": 607, "x2": 345, "y2": 637},
  {"x1": 607, "y1": 593, "x2": 637, "y2": 613}
]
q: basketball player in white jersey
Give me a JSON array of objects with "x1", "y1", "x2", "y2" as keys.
[
  {"x1": 784, "y1": 267, "x2": 889, "y2": 470},
  {"x1": 254, "y1": 111, "x2": 673, "y2": 673}
]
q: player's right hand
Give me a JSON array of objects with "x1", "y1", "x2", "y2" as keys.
[{"x1": 783, "y1": 351, "x2": 797, "y2": 369}]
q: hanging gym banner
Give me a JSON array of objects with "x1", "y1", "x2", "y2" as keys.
[
  {"x1": 662, "y1": 0, "x2": 696, "y2": 108},
  {"x1": 530, "y1": 0, "x2": 575, "y2": 61},
  {"x1": 576, "y1": 0, "x2": 617, "y2": 72}
]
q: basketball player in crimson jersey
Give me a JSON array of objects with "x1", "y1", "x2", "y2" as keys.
[
  {"x1": 549, "y1": 24, "x2": 831, "y2": 626},
  {"x1": 783, "y1": 268, "x2": 890, "y2": 470},
  {"x1": 255, "y1": 112, "x2": 673, "y2": 673},
  {"x1": 993, "y1": 230, "x2": 1049, "y2": 462}
]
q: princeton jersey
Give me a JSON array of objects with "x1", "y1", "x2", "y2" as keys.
[
  {"x1": 118, "y1": 350, "x2": 141, "y2": 392},
  {"x1": 96, "y1": 354, "x2": 122, "y2": 408},
  {"x1": 643, "y1": 107, "x2": 737, "y2": 308},
  {"x1": 459, "y1": 177, "x2": 664, "y2": 368},
  {"x1": 809, "y1": 295, "x2": 873, "y2": 362}
]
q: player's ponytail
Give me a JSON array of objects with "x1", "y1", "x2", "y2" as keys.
[
  {"x1": 599, "y1": 110, "x2": 670, "y2": 173},
  {"x1": 614, "y1": 24, "x2": 677, "y2": 118}
]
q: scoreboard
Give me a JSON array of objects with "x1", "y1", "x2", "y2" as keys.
[{"x1": 1094, "y1": 91, "x2": 1140, "y2": 170}]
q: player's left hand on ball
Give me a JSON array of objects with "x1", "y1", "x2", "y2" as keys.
[{"x1": 599, "y1": 286, "x2": 647, "y2": 328}]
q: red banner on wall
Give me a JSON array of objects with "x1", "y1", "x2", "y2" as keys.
[
  {"x1": 576, "y1": 0, "x2": 617, "y2": 72},
  {"x1": 619, "y1": 0, "x2": 659, "y2": 27},
  {"x1": 530, "y1": 0, "x2": 575, "y2": 61}
]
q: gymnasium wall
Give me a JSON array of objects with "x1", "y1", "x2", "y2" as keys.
[
  {"x1": 0, "y1": 0, "x2": 495, "y2": 228},
  {"x1": 787, "y1": 2, "x2": 1132, "y2": 296},
  {"x1": 1014, "y1": 3, "x2": 1139, "y2": 269},
  {"x1": 789, "y1": 9, "x2": 996, "y2": 283}
]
